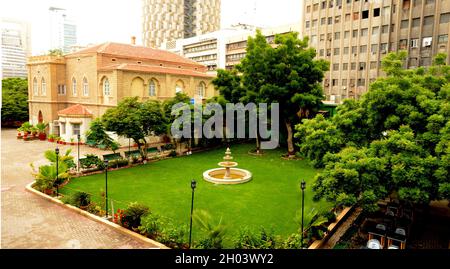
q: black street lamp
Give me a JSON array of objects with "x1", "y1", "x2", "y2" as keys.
[
  {"x1": 189, "y1": 179, "x2": 197, "y2": 249},
  {"x1": 104, "y1": 159, "x2": 109, "y2": 218},
  {"x1": 300, "y1": 180, "x2": 306, "y2": 249},
  {"x1": 77, "y1": 134, "x2": 81, "y2": 173},
  {"x1": 55, "y1": 147, "x2": 60, "y2": 197}
]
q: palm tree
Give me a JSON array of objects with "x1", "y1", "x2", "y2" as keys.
[
  {"x1": 44, "y1": 149, "x2": 76, "y2": 169},
  {"x1": 30, "y1": 162, "x2": 70, "y2": 192},
  {"x1": 193, "y1": 210, "x2": 228, "y2": 249}
]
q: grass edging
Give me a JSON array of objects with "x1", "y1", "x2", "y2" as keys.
[{"x1": 25, "y1": 181, "x2": 169, "y2": 249}]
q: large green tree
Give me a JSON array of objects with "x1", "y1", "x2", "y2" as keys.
[
  {"x1": 102, "y1": 97, "x2": 166, "y2": 158},
  {"x1": 213, "y1": 31, "x2": 328, "y2": 155},
  {"x1": 1, "y1": 78, "x2": 29, "y2": 125},
  {"x1": 297, "y1": 52, "x2": 450, "y2": 210}
]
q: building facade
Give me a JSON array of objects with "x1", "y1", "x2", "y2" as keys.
[
  {"x1": 142, "y1": 0, "x2": 221, "y2": 48},
  {"x1": 1, "y1": 18, "x2": 31, "y2": 78},
  {"x1": 304, "y1": 0, "x2": 450, "y2": 104},
  {"x1": 160, "y1": 25, "x2": 255, "y2": 74},
  {"x1": 225, "y1": 23, "x2": 303, "y2": 70},
  {"x1": 27, "y1": 42, "x2": 215, "y2": 141},
  {"x1": 49, "y1": 7, "x2": 77, "y2": 54}
]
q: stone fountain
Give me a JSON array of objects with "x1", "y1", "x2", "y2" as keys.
[{"x1": 203, "y1": 148, "x2": 252, "y2": 185}]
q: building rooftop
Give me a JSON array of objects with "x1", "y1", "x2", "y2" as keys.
[
  {"x1": 66, "y1": 42, "x2": 203, "y2": 67},
  {"x1": 98, "y1": 63, "x2": 213, "y2": 78},
  {"x1": 58, "y1": 104, "x2": 93, "y2": 116}
]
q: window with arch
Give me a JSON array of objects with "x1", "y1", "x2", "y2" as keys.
[
  {"x1": 72, "y1": 77, "x2": 77, "y2": 96},
  {"x1": 83, "y1": 77, "x2": 89, "y2": 96},
  {"x1": 175, "y1": 80, "x2": 184, "y2": 94},
  {"x1": 149, "y1": 79, "x2": 157, "y2": 97},
  {"x1": 103, "y1": 77, "x2": 110, "y2": 96},
  {"x1": 33, "y1": 77, "x2": 38, "y2": 96},
  {"x1": 196, "y1": 82, "x2": 206, "y2": 98},
  {"x1": 41, "y1": 78, "x2": 46, "y2": 96}
]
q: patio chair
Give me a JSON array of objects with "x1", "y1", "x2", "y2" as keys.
[{"x1": 367, "y1": 239, "x2": 382, "y2": 249}]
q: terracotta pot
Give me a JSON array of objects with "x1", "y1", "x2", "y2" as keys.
[
  {"x1": 39, "y1": 133, "x2": 46, "y2": 141},
  {"x1": 62, "y1": 142, "x2": 67, "y2": 145},
  {"x1": 70, "y1": 142, "x2": 75, "y2": 145},
  {"x1": 48, "y1": 139, "x2": 54, "y2": 142}
]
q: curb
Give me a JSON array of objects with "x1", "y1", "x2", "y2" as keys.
[{"x1": 25, "y1": 181, "x2": 169, "y2": 249}]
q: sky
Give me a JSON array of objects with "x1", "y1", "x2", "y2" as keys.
[{"x1": 1, "y1": 0, "x2": 302, "y2": 55}]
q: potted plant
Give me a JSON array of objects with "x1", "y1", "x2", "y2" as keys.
[
  {"x1": 31, "y1": 126, "x2": 38, "y2": 138},
  {"x1": 61, "y1": 138, "x2": 66, "y2": 145},
  {"x1": 21, "y1": 122, "x2": 32, "y2": 135},
  {"x1": 17, "y1": 127, "x2": 23, "y2": 139},
  {"x1": 70, "y1": 138, "x2": 75, "y2": 145},
  {"x1": 56, "y1": 137, "x2": 62, "y2": 144},
  {"x1": 36, "y1": 122, "x2": 48, "y2": 141},
  {"x1": 48, "y1": 134, "x2": 55, "y2": 142}
]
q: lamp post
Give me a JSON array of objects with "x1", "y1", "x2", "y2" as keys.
[
  {"x1": 300, "y1": 180, "x2": 306, "y2": 249},
  {"x1": 104, "y1": 159, "x2": 109, "y2": 218},
  {"x1": 189, "y1": 180, "x2": 197, "y2": 249},
  {"x1": 77, "y1": 134, "x2": 81, "y2": 173},
  {"x1": 55, "y1": 147, "x2": 60, "y2": 197}
]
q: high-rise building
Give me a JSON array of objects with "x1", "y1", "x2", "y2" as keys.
[
  {"x1": 303, "y1": 0, "x2": 450, "y2": 104},
  {"x1": 1, "y1": 18, "x2": 31, "y2": 78},
  {"x1": 49, "y1": 7, "x2": 77, "y2": 54},
  {"x1": 142, "y1": 0, "x2": 221, "y2": 48}
]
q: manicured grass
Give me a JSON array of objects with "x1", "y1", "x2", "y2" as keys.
[{"x1": 61, "y1": 143, "x2": 328, "y2": 247}]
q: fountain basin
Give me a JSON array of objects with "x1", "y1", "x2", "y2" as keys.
[
  {"x1": 203, "y1": 168, "x2": 252, "y2": 185},
  {"x1": 218, "y1": 161, "x2": 238, "y2": 168}
]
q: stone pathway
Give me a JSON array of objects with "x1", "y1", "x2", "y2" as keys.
[
  {"x1": 321, "y1": 207, "x2": 363, "y2": 249},
  {"x1": 1, "y1": 128, "x2": 156, "y2": 249}
]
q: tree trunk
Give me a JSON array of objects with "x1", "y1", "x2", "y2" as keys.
[{"x1": 285, "y1": 120, "x2": 295, "y2": 156}]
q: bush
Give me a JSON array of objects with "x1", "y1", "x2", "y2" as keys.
[
  {"x1": 108, "y1": 158, "x2": 129, "y2": 168},
  {"x1": 163, "y1": 144, "x2": 175, "y2": 151},
  {"x1": 281, "y1": 233, "x2": 303, "y2": 249},
  {"x1": 62, "y1": 191, "x2": 91, "y2": 208},
  {"x1": 234, "y1": 227, "x2": 276, "y2": 249},
  {"x1": 139, "y1": 214, "x2": 188, "y2": 249},
  {"x1": 80, "y1": 154, "x2": 103, "y2": 169},
  {"x1": 87, "y1": 202, "x2": 103, "y2": 216},
  {"x1": 168, "y1": 150, "x2": 177, "y2": 157},
  {"x1": 324, "y1": 211, "x2": 337, "y2": 223},
  {"x1": 121, "y1": 202, "x2": 150, "y2": 229}
]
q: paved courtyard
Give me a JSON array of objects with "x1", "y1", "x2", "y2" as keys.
[{"x1": 1, "y1": 128, "x2": 155, "y2": 249}]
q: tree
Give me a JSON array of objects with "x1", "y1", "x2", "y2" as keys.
[
  {"x1": 301, "y1": 52, "x2": 450, "y2": 211},
  {"x1": 237, "y1": 31, "x2": 328, "y2": 155},
  {"x1": 102, "y1": 97, "x2": 166, "y2": 158},
  {"x1": 85, "y1": 119, "x2": 117, "y2": 150},
  {"x1": 1, "y1": 78, "x2": 29, "y2": 126},
  {"x1": 48, "y1": 49, "x2": 64, "y2": 56}
]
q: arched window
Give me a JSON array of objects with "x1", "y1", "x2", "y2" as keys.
[
  {"x1": 33, "y1": 77, "x2": 38, "y2": 96},
  {"x1": 103, "y1": 78, "x2": 110, "y2": 96},
  {"x1": 149, "y1": 79, "x2": 157, "y2": 96},
  {"x1": 72, "y1": 77, "x2": 77, "y2": 96},
  {"x1": 196, "y1": 82, "x2": 206, "y2": 98},
  {"x1": 175, "y1": 80, "x2": 184, "y2": 94},
  {"x1": 41, "y1": 78, "x2": 46, "y2": 96},
  {"x1": 83, "y1": 77, "x2": 89, "y2": 96}
]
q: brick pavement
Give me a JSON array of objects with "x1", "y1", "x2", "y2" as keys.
[{"x1": 1, "y1": 128, "x2": 156, "y2": 249}]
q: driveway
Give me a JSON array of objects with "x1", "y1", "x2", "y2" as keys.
[{"x1": 1, "y1": 128, "x2": 154, "y2": 249}]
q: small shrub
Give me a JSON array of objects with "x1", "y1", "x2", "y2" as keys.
[
  {"x1": 168, "y1": 150, "x2": 177, "y2": 157},
  {"x1": 62, "y1": 191, "x2": 91, "y2": 208},
  {"x1": 163, "y1": 144, "x2": 175, "y2": 150},
  {"x1": 121, "y1": 202, "x2": 150, "y2": 230},
  {"x1": 80, "y1": 154, "x2": 103, "y2": 169},
  {"x1": 139, "y1": 214, "x2": 188, "y2": 249},
  {"x1": 87, "y1": 202, "x2": 103, "y2": 216},
  {"x1": 281, "y1": 233, "x2": 303, "y2": 249},
  {"x1": 324, "y1": 211, "x2": 337, "y2": 223},
  {"x1": 234, "y1": 227, "x2": 276, "y2": 249}
]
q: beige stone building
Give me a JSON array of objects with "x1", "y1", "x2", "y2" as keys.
[
  {"x1": 142, "y1": 0, "x2": 221, "y2": 48},
  {"x1": 27, "y1": 42, "x2": 215, "y2": 141},
  {"x1": 303, "y1": 0, "x2": 450, "y2": 103}
]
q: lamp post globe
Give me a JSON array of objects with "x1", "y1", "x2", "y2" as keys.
[
  {"x1": 189, "y1": 179, "x2": 197, "y2": 249},
  {"x1": 55, "y1": 147, "x2": 60, "y2": 197}
]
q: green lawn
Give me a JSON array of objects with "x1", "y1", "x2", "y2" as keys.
[{"x1": 61, "y1": 143, "x2": 328, "y2": 246}]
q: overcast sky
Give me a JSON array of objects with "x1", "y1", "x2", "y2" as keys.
[{"x1": 1, "y1": 0, "x2": 302, "y2": 55}]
